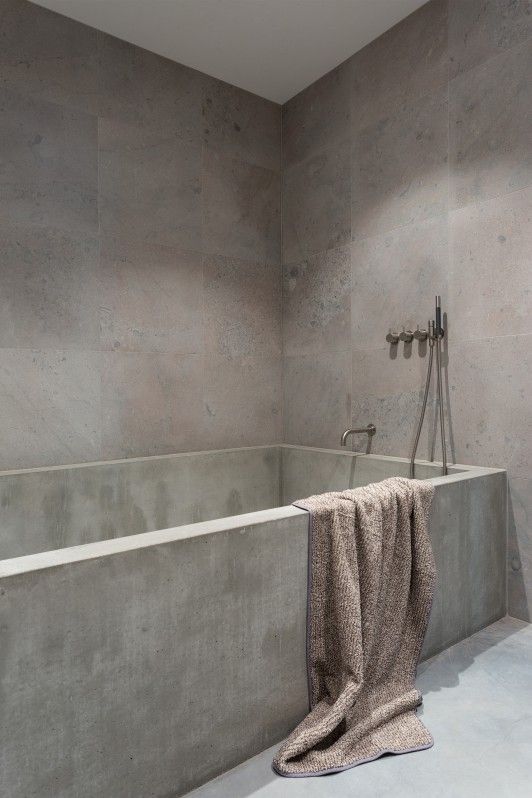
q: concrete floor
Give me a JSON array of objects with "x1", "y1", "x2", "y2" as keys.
[{"x1": 186, "y1": 617, "x2": 532, "y2": 798}]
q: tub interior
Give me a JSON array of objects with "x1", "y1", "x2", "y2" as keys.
[
  {"x1": 280, "y1": 446, "x2": 464, "y2": 503},
  {"x1": 0, "y1": 444, "x2": 467, "y2": 561}
]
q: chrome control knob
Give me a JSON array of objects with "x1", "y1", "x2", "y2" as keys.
[
  {"x1": 386, "y1": 331, "x2": 400, "y2": 344},
  {"x1": 399, "y1": 328, "x2": 414, "y2": 343},
  {"x1": 414, "y1": 327, "x2": 428, "y2": 341}
]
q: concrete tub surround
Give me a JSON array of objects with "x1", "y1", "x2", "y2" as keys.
[
  {"x1": 0, "y1": 508, "x2": 310, "y2": 798},
  {"x1": 0, "y1": 445, "x2": 506, "y2": 796}
]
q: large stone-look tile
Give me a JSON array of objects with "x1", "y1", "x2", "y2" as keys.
[
  {"x1": 98, "y1": 32, "x2": 205, "y2": 143},
  {"x1": 449, "y1": 186, "x2": 532, "y2": 338},
  {"x1": 98, "y1": 118, "x2": 202, "y2": 251},
  {"x1": 351, "y1": 346, "x2": 435, "y2": 459},
  {"x1": 0, "y1": 224, "x2": 101, "y2": 350},
  {"x1": 101, "y1": 352, "x2": 205, "y2": 459},
  {"x1": 283, "y1": 350, "x2": 351, "y2": 449},
  {"x1": 99, "y1": 238, "x2": 204, "y2": 355},
  {"x1": 449, "y1": 0, "x2": 532, "y2": 78},
  {"x1": 202, "y1": 148, "x2": 280, "y2": 264},
  {"x1": 450, "y1": 39, "x2": 532, "y2": 210},
  {"x1": 0, "y1": 0, "x2": 98, "y2": 114},
  {"x1": 0, "y1": 87, "x2": 98, "y2": 232},
  {"x1": 447, "y1": 335, "x2": 532, "y2": 476},
  {"x1": 508, "y1": 477, "x2": 532, "y2": 621},
  {"x1": 0, "y1": 0, "x2": 96, "y2": 63},
  {"x1": 351, "y1": 215, "x2": 449, "y2": 350},
  {"x1": 351, "y1": 87, "x2": 449, "y2": 241},
  {"x1": 283, "y1": 140, "x2": 351, "y2": 263},
  {"x1": 203, "y1": 354, "x2": 282, "y2": 448},
  {"x1": 203, "y1": 79, "x2": 280, "y2": 171},
  {"x1": 283, "y1": 245, "x2": 351, "y2": 356},
  {"x1": 349, "y1": 0, "x2": 448, "y2": 133},
  {"x1": 0, "y1": 348, "x2": 101, "y2": 470},
  {"x1": 203, "y1": 254, "x2": 281, "y2": 357},
  {"x1": 0, "y1": 53, "x2": 99, "y2": 116},
  {"x1": 282, "y1": 62, "x2": 351, "y2": 169}
]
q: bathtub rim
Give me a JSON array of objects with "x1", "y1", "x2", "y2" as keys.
[
  {"x1": 0, "y1": 446, "x2": 506, "y2": 578},
  {"x1": 0, "y1": 441, "x2": 506, "y2": 478},
  {"x1": 0, "y1": 443, "x2": 282, "y2": 478}
]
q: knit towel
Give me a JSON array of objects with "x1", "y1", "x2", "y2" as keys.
[{"x1": 273, "y1": 477, "x2": 436, "y2": 777}]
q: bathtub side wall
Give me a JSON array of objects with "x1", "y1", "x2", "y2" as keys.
[
  {"x1": 0, "y1": 511, "x2": 308, "y2": 798},
  {"x1": 281, "y1": 447, "x2": 507, "y2": 660},
  {"x1": 0, "y1": 446, "x2": 280, "y2": 559},
  {"x1": 422, "y1": 470, "x2": 507, "y2": 659}
]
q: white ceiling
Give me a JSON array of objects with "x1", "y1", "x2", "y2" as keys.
[{"x1": 32, "y1": 0, "x2": 428, "y2": 104}]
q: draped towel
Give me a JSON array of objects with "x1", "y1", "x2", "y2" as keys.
[{"x1": 273, "y1": 477, "x2": 436, "y2": 776}]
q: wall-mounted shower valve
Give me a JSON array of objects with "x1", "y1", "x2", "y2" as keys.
[
  {"x1": 414, "y1": 327, "x2": 428, "y2": 341},
  {"x1": 386, "y1": 331, "x2": 400, "y2": 344},
  {"x1": 399, "y1": 328, "x2": 414, "y2": 343}
]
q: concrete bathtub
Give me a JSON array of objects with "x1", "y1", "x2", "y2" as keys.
[{"x1": 0, "y1": 445, "x2": 507, "y2": 797}]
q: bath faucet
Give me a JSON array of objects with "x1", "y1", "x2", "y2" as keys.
[{"x1": 341, "y1": 424, "x2": 376, "y2": 447}]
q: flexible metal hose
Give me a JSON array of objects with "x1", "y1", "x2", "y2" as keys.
[
  {"x1": 435, "y1": 335, "x2": 448, "y2": 475},
  {"x1": 409, "y1": 342, "x2": 434, "y2": 478}
]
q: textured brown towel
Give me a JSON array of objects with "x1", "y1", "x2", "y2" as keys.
[{"x1": 273, "y1": 477, "x2": 436, "y2": 777}]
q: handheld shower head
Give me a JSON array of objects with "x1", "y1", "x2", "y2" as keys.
[{"x1": 435, "y1": 295, "x2": 442, "y2": 336}]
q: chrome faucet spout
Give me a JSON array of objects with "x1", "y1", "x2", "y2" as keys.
[{"x1": 341, "y1": 424, "x2": 376, "y2": 447}]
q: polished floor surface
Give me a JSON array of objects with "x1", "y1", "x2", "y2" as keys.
[{"x1": 186, "y1": 617, "x2": 532, "y2": 798}]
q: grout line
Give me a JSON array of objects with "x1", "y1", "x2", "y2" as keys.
[
  {"x1": 279, "y1": 103, "x2": 286, "y2": 445},
  {"x1": 347, "y1": 332, "x2": 532, "y2": 356},
  {"x1": 448, "y1": 30, "x2": 532, "y2": 85},
  {"x1": 351, "y1": 210, "x2": 450, "y2": 249},
  {"x1": 285, "y1": 164, "x2": 532, "y2": 263},
  {"x1": 96, "y1": 105, "x2": 104, "y2": 464},
  {"x1": 449, "y1": 181, "x2": 532, "y2": 216},
  {"x1": 284, "y1": 238, "x2": 352, "y2": 268},
  {"x1": 0, "y1": 343, "x2": 284, "y2": 358}
]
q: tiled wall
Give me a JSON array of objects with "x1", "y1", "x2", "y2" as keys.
[
  {"x1": 281, "y1": 0, "x2": 532, "y2": 620},
  {"x1": 0, "y1": 0, "x2": 282, "y2": 469}
]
